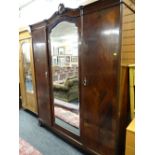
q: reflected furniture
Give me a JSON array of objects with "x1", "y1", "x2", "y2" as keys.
[
  {"x1": 19, "y1": 27, "x2": 38, "y2": 114},
  {"x1": 30, "y1": 0, "x2": 135, "y2": 155},
  {"x1": 52, "y1": 66, "x2": 78, "y2": 81},
  {"x1": 53, "y1": 76, "x2": 79, "y2": 102}
]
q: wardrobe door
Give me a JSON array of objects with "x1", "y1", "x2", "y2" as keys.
[
  {"x1": 49, "y1": 21, "x2": 81, "y2": 135},
  {"x1": 19, "y1": 39, "x2": 37, "y2": 114},
  {"x1": 31, "y1": 23, "x2": 52, "y2": 126},
  {"x1": 80, "y1": 5, "x2": 121, "y2": 155}
]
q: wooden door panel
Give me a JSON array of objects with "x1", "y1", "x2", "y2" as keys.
[
  {"x1": 80, "y1": 5, "x2": 120, "y2": 154},
  {"x1": 31, "y1": 26, "x2": 52, "y2": 126}
]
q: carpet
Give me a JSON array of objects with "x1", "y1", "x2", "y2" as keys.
[
  {"x1": 19, "y1": 137, "x2": 42, "y2": 155},
  {"x1": 19, "y1": 109, "x2": 84, "y2": 155},
  {"x1": 54, "y1": 106, "x2": 79, "y2": 128}
]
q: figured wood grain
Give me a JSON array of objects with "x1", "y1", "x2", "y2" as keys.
[
  {"x1": 30, "y1": 1, "x2": 131, "y2": 155},
  {"x1": 116, "y1": 66, "x2": 130, "y2": 155},
  {"x1": 31, "y1": 22, "x2": 53, "y2": 126},
  {"x1": 80, "y1": 5, "x2": 121, "y2": 155}
]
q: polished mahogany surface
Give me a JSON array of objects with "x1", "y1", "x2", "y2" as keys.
[
  {"x1": 114, "y1": 66, "x2": 130, "y2": 155},
  {"x1": 80, "y1": 5, "x2": 121, "y2": 155},
  {"x1": 31, "y1": 22, "x2": 53, "y2": 126},
  {"x1": 30, "y1": 0, "x2": 130, "y2": 155}
]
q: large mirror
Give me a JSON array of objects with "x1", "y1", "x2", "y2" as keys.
[
  {"x1": 22, "y1": 42, "x2": 34, "y2": 93},
  {"x1": 50, "y1": 21, "x2": 80, "y2": 135}
]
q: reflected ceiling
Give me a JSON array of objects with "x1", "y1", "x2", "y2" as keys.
[{"x1": 50, "y1": 22, "x2": 77, "y2": 41}]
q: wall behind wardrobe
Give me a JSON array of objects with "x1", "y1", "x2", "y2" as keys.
[
  {"x1": 121, "y1": 0, "x2": 135, "y2": 65},
  {"x1": 19, "y1": 0, "x2": 98, "y2": 27}
]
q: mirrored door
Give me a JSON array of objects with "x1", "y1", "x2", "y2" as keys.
[
  {"x1": 19, "y1": 38, "x2": 37, "y2": 114},
  {"x1": 22, "y1": 42, "x2": 34, "y2": 93},
  {"x1": 49, "y1": 21, "x2": 80, "y2": 135}
]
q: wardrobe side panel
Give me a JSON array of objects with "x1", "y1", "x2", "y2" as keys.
[
  {"x1": 116, "y1": 66, "x2": 130, "y2": 155},
  {"x1": 31, "y1": 26, "x2": 52, "y2": 126}
]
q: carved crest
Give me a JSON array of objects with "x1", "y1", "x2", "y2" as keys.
[{"x1": 58, "y1": 3, "x2": 66, "y2": 14}]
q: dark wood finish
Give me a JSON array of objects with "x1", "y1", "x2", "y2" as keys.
[
  {"x1": 116, "y1": 66, "x2": 130, "y2": 155},
  {"x1": 31, "y1": 21, "x2": 53, "y2": 126},
  {"x1": 82, "y1": 0, "x2": 120, "y2": 15},
  {"x1": 80, "y1": 5, "x2": 122, "y2": 155},
  {"x1": 31, "y1": 0, "x2": 131, "y2": 155},
  {"x1": 47, "y1": 5, "x2": 80, "y2": 29}
]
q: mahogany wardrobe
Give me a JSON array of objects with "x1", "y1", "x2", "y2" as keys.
[{"x1": 30, "y1": 0, "x2": 135, "y2": 155}]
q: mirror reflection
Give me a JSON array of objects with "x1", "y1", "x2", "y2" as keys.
[
  {"x1": 22, "y1": 42, "x2": 34, "y2": 93},
  {"x1": 50, "y1": 21, "x2": 80, "y2": 135}
]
